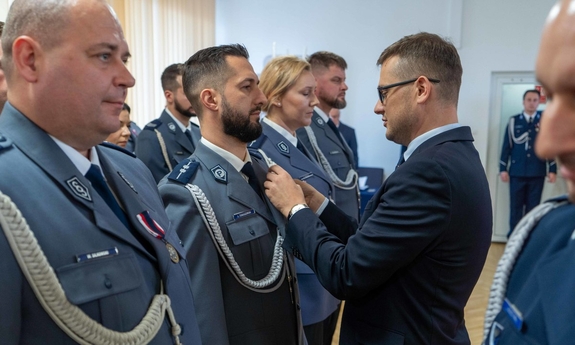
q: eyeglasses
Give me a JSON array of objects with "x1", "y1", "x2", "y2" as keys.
[{"x1": 377, "y1": 77, "x2": 440, "y2": 104}]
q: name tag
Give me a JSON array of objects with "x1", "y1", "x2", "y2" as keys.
[
  {"x1": 329, "y1": 150, "x2": 340, "y2": 155},
  {"x1": 233, "y1": 209, "x2": 255, "y2": 220},
  {"x1": 76, "y1": 247, "x2": 119, "y2": 263},
  {"x1": 502, "y1": 298, "x2": 523, "y2": 330}
]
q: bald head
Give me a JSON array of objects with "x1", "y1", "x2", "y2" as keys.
[
  {"x1": 535, "y1": 0, "x2": 575, "y2": 201},
  {"x1": 1, "y1": 0, "x2": 112, "y2": 81}
]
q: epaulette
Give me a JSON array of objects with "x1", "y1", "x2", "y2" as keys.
[
  {"x1": 248, "y1": 135, "x2": 266, "y2": 149},
  {"x1": 0, "y1": 133, "x2": 13, "y2": 152},
  {"x1": 143, "y1": 119, "x2": 163, "y2": 131},
  {"x1": 99, "y1": 142, "x2": 137, "y2": 157},
  {"x1": 168, "y1": 158, "x2": 200, "y2": 184}
]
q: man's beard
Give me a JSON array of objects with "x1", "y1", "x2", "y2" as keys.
[
  {"x1": 174, "y1": 98, "x2": 195, "y2": 118},
  {"x1": 320, "y1": 91, "x2": 346, "y2": 110},
  {"x1": 221, "y1": 98, "x2": 262, "y2": 143}
]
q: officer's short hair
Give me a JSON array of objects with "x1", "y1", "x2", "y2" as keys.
[
  {"x1": 523, "y1": 89, "x2": 541, "y2": 100},
  {"x1": 307, "y1": 51, "x2": 347, "y2": 75},
  {"x1": 161, "y1": 63, "x2": 183, "y2": 92}
]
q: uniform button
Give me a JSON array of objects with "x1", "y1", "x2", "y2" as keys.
[
  {"x1": 249, "y1": 230, "x2": 255, "y2": 236},
  {"x1": 104, "y1": 279, "x2": 112, "y2": 289},
  {"x1": 179, "y1": 240, "x2": 184, "y2": 247},
  {"x1": 527, "y1": 154, "x2": 531, "y2": 157}
]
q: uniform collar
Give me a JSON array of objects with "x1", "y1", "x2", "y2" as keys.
[
  {"x1": 49, "y1": 135, "x2": 101, "y2": 176},
  {"x1": 200, "y1": 137, "x2": 251, "y2": 173},
  {"x1": 263, "y1": 116, "x2": 298, "y2": 147}
]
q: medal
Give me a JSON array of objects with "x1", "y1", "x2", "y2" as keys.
[{"x1": 166, "y1": 243, "x2": 180, "y2": 263}]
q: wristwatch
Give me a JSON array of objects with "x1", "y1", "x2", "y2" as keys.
[{"x1": 288, "y1": 203, "x2": 309, "y2": 220}]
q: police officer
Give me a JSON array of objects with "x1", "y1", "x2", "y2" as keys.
[
  {"x1": 499, "y1": 89, "x2": 556, "y2": 236},
  {"x1": 136, "y1": 63, "x2": 200, "y2": 182}
]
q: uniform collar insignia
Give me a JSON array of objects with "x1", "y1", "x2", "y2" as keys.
[
  {"x1": 66, "y1": 176, "x2": 92, "y2": 201},
  {"x1": 167, "y1": 122, "x2": 177, "y2": 132},
  {"x1": 211, "y1": 164, "x2": 228, "y2": 183},
  {"x1": 316, "y1": 117, "x2": 324, "y2": 126},
  {"x1": 277, "y1": 141, "x2": 290, "y2": 154}
]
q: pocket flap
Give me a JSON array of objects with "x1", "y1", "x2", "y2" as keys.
[
  {"x1": 57, "y1": 252, "x2": 143, "y2": 305},
  {"x1": 226, "y1": 215, "x2": 270, "y2": 246}
]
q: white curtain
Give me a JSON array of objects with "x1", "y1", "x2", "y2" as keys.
[{"x1": 109, "y1": 0, "x2": 215, "y2": 128}]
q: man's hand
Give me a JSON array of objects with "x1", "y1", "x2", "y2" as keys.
[
  {"x1": 265, "y1": 165, "x2": 306, "y2": 218},
  {"x1": 294, "y1": 180, "x2": 326, "y2": 213},
  {"x1": 500, "y1": 171, "x2": 509, "y2": 183},
  {"x1": 548, "y1": 172, "x2": 557, "y2": 183}
]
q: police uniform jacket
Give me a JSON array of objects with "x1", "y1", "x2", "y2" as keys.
[
  {"x1": 499, "y1": 112, "x2": 556, "y2": 177},
  {"x1": 338, "y1": 121, "x2": 358, "y2": 169},
  {"x1": 485, "y1": 195, "x2": 575, "y2": 345},
  {"x1": 296, "y1": 110, "x2": 359, "y2": 219},
  {"x1": 249, "y1": 120, "x2": 341, "y2": 326},
  {"x1": 0, "y1": 104, "x2": 202, "y2": 344},
  {"x1": 285, "y1": 126, "x2": 492, "y2": 345},
  {"x1": 136, "y1": 110, "x2": 200, "y2": 182},
  {"x1": 158, "y1": 141, "x2": 306, "y2": 345}
]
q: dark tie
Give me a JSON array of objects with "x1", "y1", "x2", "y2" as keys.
[
  {"x1": 327, "y1": 119, "x2": 346, "y2": 146},
  {"x1": 185, "y1": 129, "x2": 194, "y2": 145},
  {"x1": 528, "y1": 117, "x2": 533, "y2": 124},
  {"x1": 85, "y1": 164, "x2": 131, "y2": 229},
  {"x1": 241, "y1": 162, "x2": 263, "y2": 200},
  {"x1": 395, "y1": 155, "x2": 405, "y2": 171}
]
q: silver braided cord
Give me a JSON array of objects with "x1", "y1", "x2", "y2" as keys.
[
  {"x1": 0, "y1": 191, "x2": 182, "y2": 345},
  {"x1": 482, "y1": 199, "x2": 566, "y2": 342},
  {"x1": 155, "y1": 129, "x2": 173, "y2": 172},
  {"x1": 185, "y1": 184, "x2": 286, "y2": 292},
  {"x1": 303, "y1": 126, "x2": 358, "y2": 190}
]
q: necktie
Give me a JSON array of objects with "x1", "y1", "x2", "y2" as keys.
[
  {"x1": 185, "y1": 129, "x2": 194, "y2": 145},
  {"x1": 395, "y1": 155, "x2": 405, "y2": 171},
  {"x1": 85, "y1": 164, "x2": 131, "y2": 229},
  {"x1": 327, "y1": 119, "x2": 346, "y2": 146},
  {"x1": 528, "y1": 117, "x2": 533, "y2": 124},
  {"x1": 241, "y1": 162, "x2": 263, "y2": 200}
]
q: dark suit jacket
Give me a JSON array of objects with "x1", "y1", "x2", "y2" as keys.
[
  {"x1": 285, "y1": 126, "x2": 493, "y2": 345},
  {"x1": 0, "y1": 104, "x2": 201, "y2": 344},
  {"x1": 499, "y1": 111, "x2": 556, "y2": 177},
  {"x1": 158, "y1": 142, "x2": 306, "y2": 345},
  {"x1": 297, "y1": 111, "x2": 359, "y2": 220},
  {"x1": 249, "y1": 121, "x2": 340, "y2": 326},
  {"x1": 136, "y1": 110, "x2": 200, "y2": 182},
  {"x1": 338, "y1": 121, "x2": 358, "y2": 168},
  {"x1": 485, "y1": 195, "x2": 575, "y2": 345}
]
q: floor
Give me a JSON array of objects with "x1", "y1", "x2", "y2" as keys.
[{"x1": 330, "y1": 243, "x2": 506, "y2": 345}]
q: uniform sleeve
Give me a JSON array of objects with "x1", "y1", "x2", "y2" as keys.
[
  {"x1": 284, "y1": 158, "x2": 451, "y2": 300},
  {"x1": 158, "y1": 181, "x2": 230, "y2": 345}
]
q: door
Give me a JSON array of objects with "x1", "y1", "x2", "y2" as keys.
[{"x1": 486, "y1": 72, "x2": 567, "y2": 242}]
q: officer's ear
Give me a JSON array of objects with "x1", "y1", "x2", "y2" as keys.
[
  {"x1": 12, "y1": 36, "x2": 42, "y2": 83},
  {"x1": 200, "y1": 88, "x2": 218, "y2": 112},
  {"x1": 164, "y1": 89, "x2": 174, "y2": 104}
]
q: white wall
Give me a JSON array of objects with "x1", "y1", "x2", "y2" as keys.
[{"x1": 216, "y1": 0, "x2": 556, "y2": 177}]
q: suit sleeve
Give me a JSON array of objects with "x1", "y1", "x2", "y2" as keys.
[
  {"x1": 158, "y1": 181, "x2": 230, "y2": 345},
  {"x1": 0, "y1": 227, "x2": 23, "y2": 344},
  {"x1": 500, "y1": 120, "x2": 512, "y2": 173},
  {"x1": 136, "y1": 129, "x2": 169, "y2": 183},
  {"x1": 284, "y1": 158, "x2": 451, "y2": 300}
]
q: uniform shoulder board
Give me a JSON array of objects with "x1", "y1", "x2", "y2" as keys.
[
  {"x1": 248, "y1": 135, "x2": 266, "y2": 149},
  {"x1": 99, "y1": 142, "x2": 137, "y2": 157},
  {"x1": 168, "y1": 158, "x2": 200, "y2": 184},
  {"x1": 143, "y1": 119, "x2": 163, "y2": 131},
  {"x1": 0, "y1": 134, "x2": 13, "y2": 152}
]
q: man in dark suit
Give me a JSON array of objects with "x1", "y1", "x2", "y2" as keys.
[
  {"x1": 297, "y1": 51, "x2": 359, "y2": 220},
  {"x1": 499, "y1": 89, "x2": 556, "y2": 236},
  {"x1": 158, "y1": 44, "x2": 306, "y2": 345},
  {"x1": 265, "y1": 32, "x2": 492, "y2": 345},
  {"x1": 0, "y1": 1, "x2": 201, "y2": 344},
  {"x1": 329, "y1": 108, "x2": 358, "y2": 168},
  {"x1": 136, "y1": 63, "x2": 200, "y2": 182},
  {"x1": 483, "y1": 1, "x2": 575, "y2": 343}
]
